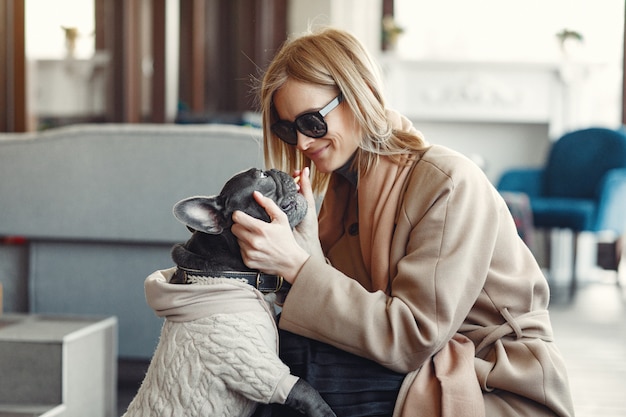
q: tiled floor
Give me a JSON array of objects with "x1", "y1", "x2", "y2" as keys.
[
  {"x1": 117, "y1": 270, "x2": 626, "y2": 416},
  {"x1": 548, "y1": 270, "x2": 626, "y2": 417}
]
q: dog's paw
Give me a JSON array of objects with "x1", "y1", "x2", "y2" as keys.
[{"x1": 285, "y1": 379, "x2": 336, "y2": 417}]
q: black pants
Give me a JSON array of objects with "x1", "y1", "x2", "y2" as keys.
[{"x1": 253, "y1": 327, "x2": 405, "y2": 417}]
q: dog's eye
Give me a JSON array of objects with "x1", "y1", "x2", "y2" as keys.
[{"x1": 256, "y1": 170, "x2": 267, "y2": 178}]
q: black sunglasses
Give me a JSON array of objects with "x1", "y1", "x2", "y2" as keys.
[{"x1": 271, "y1": 93, "x2": 344, "y2": 145}]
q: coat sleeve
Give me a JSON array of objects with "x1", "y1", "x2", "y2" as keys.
[{"x1": 279, "y1": 149, "x2": 507, "y2": 373}]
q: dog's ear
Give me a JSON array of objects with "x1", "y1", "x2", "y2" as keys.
[{"x1": 173, "y1": 196, "x2": 226, "y2": 234}]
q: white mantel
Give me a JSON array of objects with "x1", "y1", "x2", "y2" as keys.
[
  {"x1": 377, "y1": 55, "x2": 618, "y2": 183},
  {"x1": 379, "y1": 56, "x2": 594, "y2": 138}
]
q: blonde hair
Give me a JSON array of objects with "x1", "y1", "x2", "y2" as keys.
[{"x1": 259, "y1": 27, "x2": 426, "y2": 195}]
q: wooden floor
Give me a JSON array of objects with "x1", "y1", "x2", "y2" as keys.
[
  {"x1": 548, "y1": 270, "x2": 626, "y2": 417},
  {"x1": 117, "y1": 270, "x2": 626, "y2": 416}
]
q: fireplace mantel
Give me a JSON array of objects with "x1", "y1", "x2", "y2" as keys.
[{"x1": 379, "y1": 56, "x2": 595, "y2": 139}]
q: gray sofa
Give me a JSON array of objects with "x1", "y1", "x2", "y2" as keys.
[{"x1": 0, "y1": 123, "x2": 264, "y2": 358}]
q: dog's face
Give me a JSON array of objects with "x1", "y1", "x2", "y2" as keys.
[{"x1": 173, "y1": 168, "x2": 307, "y2": 234}]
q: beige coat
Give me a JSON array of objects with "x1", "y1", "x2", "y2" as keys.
[{"x1": 279, "y1": 145, "x2": 574, "y2": 416}]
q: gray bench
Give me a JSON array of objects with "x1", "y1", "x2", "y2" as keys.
[{"x1": 0, "y1": 123, "x2": 263, "y2": 358}]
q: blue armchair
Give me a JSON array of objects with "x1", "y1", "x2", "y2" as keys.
[{"x1": 497, "y1": 127, "x2": 626, "y2": 294}]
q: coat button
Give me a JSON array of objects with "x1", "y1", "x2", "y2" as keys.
[{"x1": 348, "y1": 222, "x2": 359, "y2": 236}]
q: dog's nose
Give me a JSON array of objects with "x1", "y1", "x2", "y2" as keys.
[{"x1": 280, "y1": 200, "x2": 295, "y2": 211}]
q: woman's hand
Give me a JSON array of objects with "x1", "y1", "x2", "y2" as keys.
[
  {"x1": 291, "y1": 167, "x2": 325, "y2": 261},
  {"x1": 231, "y1": 167, "x2": 322, "y2": 283}
]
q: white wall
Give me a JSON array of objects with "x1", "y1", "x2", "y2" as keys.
[
  {"x1": 26, "y1": 0, "x2": 95, "y2": 59},
  {"x1": 288, "y1": 0, "x2": 382, "y2": 54},
  {"x1": 392, "y1": 0, "x2": 624, "y2": 131},
  {"x1": 415, "y1": 121, "x2": 551, "y2": 184},
  {"x1": 394, "y1": 0, "x2": 624, "y2": 63}
]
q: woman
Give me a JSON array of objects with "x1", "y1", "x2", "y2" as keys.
[{"x1": 232, "y1": 27, "x2": 574, "y2": 417}]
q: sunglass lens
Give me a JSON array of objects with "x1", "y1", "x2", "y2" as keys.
[
  {"x1": 296, "y1": 114, "x2": 327, "y2": 138},
  {"x1": 271, "y1": 121, "x2": 298, "y2": 145}
]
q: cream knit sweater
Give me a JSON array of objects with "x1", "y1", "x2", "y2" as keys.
[{"x1": 122, "y1": 268, "x2": 298, "y2": 417}]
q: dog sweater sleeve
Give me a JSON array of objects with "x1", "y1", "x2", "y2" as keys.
[{"x1": 186, "y1": 312, "x2": 299, "y2": 404}]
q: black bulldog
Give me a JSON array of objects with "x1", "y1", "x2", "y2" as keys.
[
  {"x1": 170, "y1": 167, "x2": 308, "y2": 285},
  {"x1": 123, "y1": 168, "x2": 335, "y2": 417}
]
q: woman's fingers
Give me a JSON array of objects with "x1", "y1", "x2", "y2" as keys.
[{"x1": 252, "y1": 191, "x2": 287, "y2": 223}]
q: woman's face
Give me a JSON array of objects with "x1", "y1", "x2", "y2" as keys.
[{"x1": 273, "y1": 79, "x2": 361, "y2": 173}]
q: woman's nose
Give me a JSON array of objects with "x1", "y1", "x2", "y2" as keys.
[{"x1": 296, "y1": 132, "x2": 315, "y2": 151}]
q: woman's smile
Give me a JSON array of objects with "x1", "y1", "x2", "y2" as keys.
[{"x1": 305, "y1": 142, "x2": 330, "y2": 160}]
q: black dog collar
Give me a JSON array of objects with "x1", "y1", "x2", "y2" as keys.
[{"x1": 172, "y1": 267, "x2": 291, "y2": 294}]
